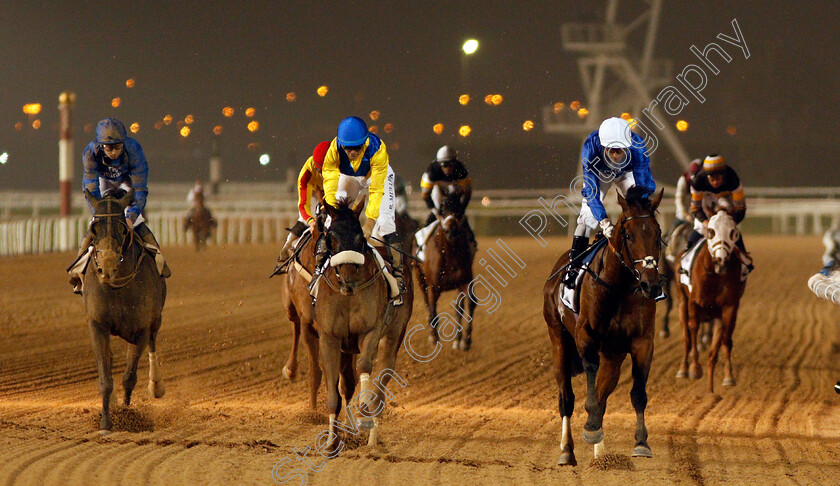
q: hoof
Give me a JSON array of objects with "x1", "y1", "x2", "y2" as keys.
[
  {"x1": 676, "y1": 370, "x2": 688, "y2": 378},
  {"x1": 451, "y1": 340, "x2": 459, "y2": 350},
  {"x1": 582, "y1": 428, "x2": 603, "y2": 445},
  {"x1": 722, "y1": 377, "x2": 736, "y2": 387},
  {"x1": 149, "y1": 381, "x2": 166, "y2": 398},
  {"x1": 632, "y1": 445, "x2": 653, "y2": 458},
  {"x1": 689, "y1": 369, "x2": 702, "y2": 380},
  {"x1": 99, "y1": 429, "x2": 112, "y2": 436},
  {"x1": 459, "y1": 339, "x2": 471, "y2": 351},
  {"x1": 557, "y1": 451, "x2": 577, "y2": 466},
  {"x1": 282, "y1": 366, "x2": 296, "y2": 381}
]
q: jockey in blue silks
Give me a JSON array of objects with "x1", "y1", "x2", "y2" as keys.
[
  {"x1": 69, "y1": 118, "x2": 170, "y2": 294},
  {"x1": 563, "y1": 116, "x2": 656, "y2": 286}
]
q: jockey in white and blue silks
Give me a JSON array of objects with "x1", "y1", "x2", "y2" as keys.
[
  {"x1": 69, "y1": 118, "x2": 170, "y2": 293},
  {"x1": 563, "y1": 117, "x2": 656, "y2": 286}
]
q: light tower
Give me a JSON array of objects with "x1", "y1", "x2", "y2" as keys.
[{"x1": 543, "y1": 0, "x2": 690, "y2": 169}]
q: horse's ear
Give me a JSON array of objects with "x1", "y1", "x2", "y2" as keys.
[
  {"x1": 616, "y1": 190, "x2": 629, "y2": 212},
  {"x1": 649, "y1": 188, "x2": 664, "y2": 212},
  {"x1": 323, "y1": 199, "x2": 338, "y2": 220},
  {"x1": 353, "y1": 196, "x2": 366, "y2": 219},
  {"x1": 118, "y1": 188, "x2": 135, "y2": 210}
]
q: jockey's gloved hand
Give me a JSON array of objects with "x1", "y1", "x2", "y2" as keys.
[
  {"x1": 599, "y1": 219, "x2": 614, "y2": 238},
  {"x1": 363, "y1": 219, "x2": 375, "y2": 239}
]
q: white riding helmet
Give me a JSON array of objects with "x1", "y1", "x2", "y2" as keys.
[
  {"x1": 598, "y1": 117, "x2": 633, "y2": 149},
  {"x1": 435, "y1": 145, "x2": 457, "y2": 163}
]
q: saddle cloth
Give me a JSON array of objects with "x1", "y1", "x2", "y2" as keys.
[
  {"x1": 413, "y1": 220, "x2": 439, "y2": 262},
  {"x1": 559, "y1": 238, "x2": 609, "y2": 314},
  {"x1": 678, "y1": 238, "x2": 705, "y2": 293}
]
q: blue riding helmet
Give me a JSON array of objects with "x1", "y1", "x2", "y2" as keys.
[
  {"x1": 337, "y1": 116, "x2": 369, "y2": 146},
  {"x1": 95, "y1": 118, "x2": 127, "y2": 145}
]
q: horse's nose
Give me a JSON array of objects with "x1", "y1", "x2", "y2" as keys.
[{"x1": 649, "y1": 283, "x2": 662, "y2": 299}]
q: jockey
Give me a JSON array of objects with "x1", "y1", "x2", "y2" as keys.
[
  {"x1": 419, "y1": 145, "x2": 477, "y2": 250},
  {"x1": 671, "y1": 159, "x2": 702, "y2": 233},
  {"x1": 276, "y1": 141, "x2": 330, "y2": 266},
  {"x1": 69, "y1": 118, "x2": 170, "y2": 293},
  {"x1": 313, "y1": 116, "x2": 405, "y2": 304},
  {"x1": 186, "y1": 179, "x2": 205, "y2": 207},
  {"x1": 563, "y1": 117, "x2": 656, "y2": 286},
  {"x1": 685, "y1": 154, "x2": 753, "y2": 269}
]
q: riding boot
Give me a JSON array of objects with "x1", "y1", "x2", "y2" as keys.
[
  {"x1": 69, "y1": 231, "x2": 94, "y2": 294},
  {"x1": 137, "y1": 224, "x2": 172, "y2": 278},
  {"x1": 563, "y1": 235, "x2": 589, "y2": 287},
  {"x1": 384, "y1": 233, "x2": 406, "y2": 306},
  {"x1": 685, "y1": 229, "x2": 703, "y2": 253},
  {"x1": 275, "y1": 221, "x2": 307, "y2": 274},
  {"x1": 820, "y1": 260, "x2": 836, "y2": 277},
  {"x1": 308, "y1": 233, "x2": 329, "y2": 297}
]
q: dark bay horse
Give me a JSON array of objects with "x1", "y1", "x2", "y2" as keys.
[
  {"x1": 83, "y1": 189, "x2": 166, "y2": 434},
  {"x1": 544, "y1": 188, "x2": 663, "y2": 465},
  {"x1": 184, "y1": 198, "x2": 216, "y2": 251},
  {"x1": 675, "y1": 210, "x2": 747, "y2": 393},
  {"x1": 414, "y1": 190, "x2": 477, "y2": 350},
  {"x1": 658, "y1": 220, "x2": 690, "y2": 338},
  {"x1": 314, "y1": 199, "x2": 412, "y2": 448}
]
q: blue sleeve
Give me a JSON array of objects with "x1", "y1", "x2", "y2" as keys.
[
  {"x1": 82, "y1": 143, "x2": 99, "y2": 215},
  {"x1": 630, "y1": 135, "x2": 655, "y2": 196},
  {"x1": 581, "y1": 135, "x2": 608, "y2": 222},
  {"x1": 125, "y1": 139, "x2": 148, "y2": 219}
]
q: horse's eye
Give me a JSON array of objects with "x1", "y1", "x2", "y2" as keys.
[{"x1": 707, "y1": 228, "x2": 716, "y2": 239}]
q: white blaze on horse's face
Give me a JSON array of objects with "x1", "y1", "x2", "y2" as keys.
[{"x1": 706, "y1": 211, "x2": 738, "y2": 273}]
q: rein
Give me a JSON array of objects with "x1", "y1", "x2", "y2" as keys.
[
  {"x1": 90, "y1": 212, "x2": 145, "y2": 289},
  {"x1": 605, "y1": 213, "x2": 661, "y2": 288}
]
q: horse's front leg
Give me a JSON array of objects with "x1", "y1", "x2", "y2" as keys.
[
  {"x1": 719, "y1": 305, "x2": 738, "y2": 389},
  {"x1": 427, "y1": 287, "x2": 441, "y2": 344},
  {"x1": 282, "y1": 309, "x2": 301, "y2": 380},
  {"x1": 148, "y1": 322, "x2": 166, "y2": 398},
  {"x1": 585, "y1": 351, "x2": 625, "y2": 459},
  {"x1": 687, "y1": 303, "x2": 703, "y2": 379},
  {"x1": 456, "y1": 284, "x2": 477, "y2": 351},
  {"x1": 320, "y1": 335, "x2": 343, "y2": 454},
  {"x1": 122, "y1": 330, "x2": 149, "y2": 406},
  {"x1": 89, "y1": 322, "x2": 113, "y2": 434},
  {"x1": 630, "y1": 337, "x2": 654, "y2": 458},
  {"x1": 677, "y1": 288, "x2": 691, "y2": 378},
  {"x1": 547, "y1": 317, "x2": 577, "y2": 466},
  {"x1": 356, "y1": 328, "x2": 382, "y2": 432}
]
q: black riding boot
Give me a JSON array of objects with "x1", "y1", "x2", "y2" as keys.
[
  {"x1": 685, "y1": 229, "x2": 703, "y2": 252},
  {"x1": 563, "y1": 236, "x2": 589, "y2": 287},
  {"x1": 308, "y1": 233, "x2": 329, "y2": 296},
  {"x1": 137, "y1": 223, "x2": 171, "y2": 278},
  {"x1": 385, "y1": 233, "x2": 406, "y2": 306},
  {"x1": 275, "y1": 221, "x2": 308, "y2": 274}
]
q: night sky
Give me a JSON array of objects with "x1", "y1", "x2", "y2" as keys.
[{"x1": 0, "y1": 1, "x2": 837, "y2": 190}]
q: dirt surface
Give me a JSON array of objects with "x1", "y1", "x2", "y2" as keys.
[{"x1": 1, "y1": 236, "x2": 839, "y2": 485}]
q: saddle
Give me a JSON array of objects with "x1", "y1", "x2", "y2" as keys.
[
  {"x1": 413, "y1": 220, "x2": 439, "y2": 262},
  {"x1": 559, "y1": 237, "x2": 609, "y2": 314}
]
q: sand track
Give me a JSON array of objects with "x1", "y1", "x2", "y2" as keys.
[{"x1": 1, "y1": 236, "x2": 839, "y2": 485}]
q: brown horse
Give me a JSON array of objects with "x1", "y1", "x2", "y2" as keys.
[
  {"x1": 675, "y1": 210, "x2": 747, "y2": 393},
  {"x1": 414, "y1": 190, "x2": 477, "y2": 350},
  {"x1": 184, "y1": 201, "x2": 216, "y2": 251},
  {"x1": 83, "y1": 189, "x2": 166, "y2": 434},
  {"x1": 395, "y1": 209, "x2": 419, "y2": 254},
  {"x1": 279, "y1": 215, "x2": 323, "y2": 410},
  {"x1": 314, "y1": 198, "x2": 412, "y2": 448},
  {"x1": 658, "y1": 220, "x2": 689, "y2": 337},
  {"x1": 544, "y1": 188, "x2": 663, "y2": 465}
]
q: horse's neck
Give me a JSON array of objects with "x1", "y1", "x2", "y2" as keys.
[{"x1": 592, "y1": 239, "x2": 628, "y2": 287}]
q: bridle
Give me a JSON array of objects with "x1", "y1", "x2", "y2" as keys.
[
  {"x1": 321, "y1": 233, "x2": 385, "y2": 297},
  {"x1": 607, "y1": 213, "x2": 661, "y2": 285},
  {"x1": 90, "y1": 211, "x2": 145, "y2": 288}
]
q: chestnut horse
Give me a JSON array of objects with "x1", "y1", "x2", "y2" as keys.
[
  {"x1": 83, "y1": 189, "x2": 166, "y2": 434},
  {"x1": 675, "y1": 210, "x2": 747, "y2": 393},
  {"x1": 314, "y1": 199, "x2": 413, "y2": 449},
  {"x1": 544, "y1": 188, "x2": 663, "y2": 466},
  {"x1": 414, "y1": 190, "x2": 477, "y2": 350}
]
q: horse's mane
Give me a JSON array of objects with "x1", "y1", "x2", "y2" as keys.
[
  {"x1": 624, "y1": 186, "x2": 652, "y2": 211},
  {"x1": 102, "y1": 188, "x2": 128, "y2": 199}
]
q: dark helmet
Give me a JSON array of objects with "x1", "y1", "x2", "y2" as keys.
[
  {"x1": 336, "y1": 116, "x2": 368, "y2": 147},
  {"x1": 95, "y1": 118, "x2": 127, "y2": 145}
]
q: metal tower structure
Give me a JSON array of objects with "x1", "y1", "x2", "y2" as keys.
[{"x1": 543, "y1": 0, "x2": 690, "y2": 169}]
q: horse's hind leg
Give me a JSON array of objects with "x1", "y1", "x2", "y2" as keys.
[
  {"x1": 283, "y1": 313, "x2": 302, "y2": 380},
  {"x1": 123, "y1": 330, "x2": 149, "y2": 406},
  {"x1": 677, "y1": 289, "x2": 691, "y2": 378},
  {"x1": 457, "y1": 284, "x2": 477, "y2": 351},
  {"x1": 148, "y1": 326, "x2": 166, "y2": 399},
  {"x1": 89, "y1": 322, "x2": 114, "y2": 434},
  {"x1": 302, "y1": 322, "x2": 322, "y2": 410},
  {"x1": 630, "y1": 338, "x2": 654, "y2": 458},
  {"x1": 547, "y1": 317, "x2": 577, "y2": 466},
  {"x1": 426, "y1": 288, "x2": 441, "y2": 344}
]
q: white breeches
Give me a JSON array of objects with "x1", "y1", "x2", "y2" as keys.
[{"x1": 332, "y1": 165, "x2": 396, "y2": 239}]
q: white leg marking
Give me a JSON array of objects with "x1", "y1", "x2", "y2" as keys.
[{"x1": 594, "y1": 440, "x2": 606, "y2": 458}]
